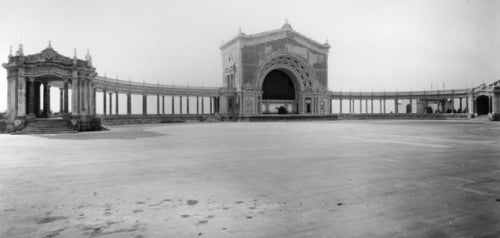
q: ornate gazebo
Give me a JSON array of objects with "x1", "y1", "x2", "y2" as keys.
[{"x1": 2, "y1": 43, "x2": 101, "y2": 132}]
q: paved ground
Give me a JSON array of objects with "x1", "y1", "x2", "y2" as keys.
[{"x1": 0, "y1": 120, "x2": 499, "y2": 238}]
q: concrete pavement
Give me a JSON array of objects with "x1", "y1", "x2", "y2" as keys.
[{"x1": 0, "y1": 120, "x2": 499, "y2": 237}]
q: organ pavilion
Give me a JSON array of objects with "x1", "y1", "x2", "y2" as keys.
[{"x1": 2, "y1": 23, "x2": 500, "y2": 133}]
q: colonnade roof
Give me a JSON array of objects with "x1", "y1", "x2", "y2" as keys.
[
  {"x1": 328, "y1": 89, "x2": 471, "y2": 99},
  {"x1": 93, "y1": 76, "x2": 233, "y2": 97}
]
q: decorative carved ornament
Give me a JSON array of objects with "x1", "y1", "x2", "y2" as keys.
[
  {"x1": 243, "y1": 82, "x2": 255, "y2": 90},
  {"x1": 257, "y1": 55, "x2": 318, "y2": 92},
  {"x1": 25, "y1": 48, "x2": 73, "y2": 66}
]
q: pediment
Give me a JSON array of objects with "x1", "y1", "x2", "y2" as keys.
[
  {"x1": 25, "y1": 47, "x2": 73, "y2": 65},
  {"x1": 221, "y1": 24, "x2": 330, "y2": 54}
]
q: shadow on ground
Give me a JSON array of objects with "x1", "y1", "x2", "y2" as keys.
[{"x1": 35, "y1": 127, "x2": 165, "y2": 140}]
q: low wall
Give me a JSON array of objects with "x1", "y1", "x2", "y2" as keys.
[
  {"x1": 0, "y1": 120, "x2": 6, "y2": 133},
  {"x1": 99, "y1": 114, "x2": 220, "y2": 125},
  {"x1": 97, "y1": 113, "x2": 473, "y2": 126},
  {"x1": 238, "y1": 114, "x2": 340, "y2": 122},
  {"x1": 337, "y1": 113, "x2": 471, "y2": 120}
]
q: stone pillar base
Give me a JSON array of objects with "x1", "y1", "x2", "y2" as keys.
[
  {"x1": 488, "y1": 113, "x2": 500, "y2": 121},
  {"x1": 26, "y1": 113, "x2": 36, "y2": 122},
  {"x1": 69, "y1": 115, "x2": 103, "y2": 131}
]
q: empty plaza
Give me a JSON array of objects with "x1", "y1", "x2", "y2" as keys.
[{"x1": 0, "y1": 120, "x2": 499, "y2": 238}]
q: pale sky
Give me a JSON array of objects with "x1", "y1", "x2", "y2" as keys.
[{"x1": 1, "y1": 0, "x2": 499, "y2": 111}]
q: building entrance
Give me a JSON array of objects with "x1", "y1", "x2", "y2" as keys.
[
  {"x1": 476, "y1": 95, "x2": 490, "y2": 115},
  {"x1": 261, "y1": 69, "x2": 297, "y2": 114}
]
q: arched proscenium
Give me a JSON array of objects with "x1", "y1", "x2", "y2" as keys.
[{"x1": 256, "y1": 54, "x2": 318, "y2": 93}]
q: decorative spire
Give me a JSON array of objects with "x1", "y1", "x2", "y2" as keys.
[
  {"x1": 16, "y1": 44, "x2": 24, "y2": 56},
  {"x1": 48, "y1": 40, "x2": 52, "y2": 49},
  {"x1": 85, "y1": 48, "x2": 92, "y2": 66},
  {"x1": 238, "y1": 26, "x2": 245, "y2": 36},
  {"x1": 9, "y1": 45, "x2": 12, "y2": 57},
  {"x1": 73, "y1": 48, "x2": 77, "y2": 59},
  {"x1": 282, "y1": 18, "x2": 292, "y2": 29}
]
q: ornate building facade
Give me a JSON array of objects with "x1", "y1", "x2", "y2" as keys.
[
  {"x1": 1, "y1": 24, "x2": 499, "y2": 133},
  {"x1": 219, "y1": 22, "x2": 331, "y2": 116}
]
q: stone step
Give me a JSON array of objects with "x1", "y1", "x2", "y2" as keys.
[{"x1": 14, "y1": 119, "x2": 76, "y2": 135}]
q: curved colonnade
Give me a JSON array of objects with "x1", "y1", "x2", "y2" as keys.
[
  {"x1": 92, "y1": 76, "x2": 234, "y2": 117},
  {"x1": 329, "y1": 89, "x2": 475, "y2": 114}
]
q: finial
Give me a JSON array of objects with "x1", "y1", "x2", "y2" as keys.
[
  {"x1": 48, "y1": 40, "x2": 52, "y2": 49},
  {"x1": 282, "y1": 18, "x2": 292, "y2": 29},
  {"x1": 9, "y1": 45, "x2": 12, "y2": 57},
  {"x1": 16, "y1": 44, "x2": 24, "y2": 56},
  {"x1": 73, "y1": 48, "x2": 77, "y2": 59},
  {"x1": 239, "y1": 26, "x2": 242, "y2": 33},
  {"x1": 85, "y1": 48, "x2": 92, "y2": 66}
]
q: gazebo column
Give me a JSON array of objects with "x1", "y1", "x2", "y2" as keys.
[
  {"x1": 186, "y1": 96, "x2": 190, "y2": 114},
  {"x1": 86, "y1": 81, "x2": 90, "y2": 115},
  {"x1": 42, "y1": 82, "x2": 50, "y2": 116},
  {"x1": 72, "y1": 77, "x2": 79, "y2": 115},
  {"x1": 79, "y1": 80, "x2": 84, "y2": 113},
  {"x1": 126, "y1": 93, "x2": 131, "y2": 115},
  {"x1": 59, "y1": 88, "x2": 64, "y2": 113},
  {"x1": 34, "y1": 82, "x2": 41, "y2": 116},
  {"x1": 92, "y1": 87, "x2": 96, "y2": 115},
  {"x1": 459, "y1": 98, "x2": 463, "y2": 112},
  {"x1": 115, "y1": 92, "x2": 119, "y2": 115},
  {"x1": 142, "y1": 94, "x2": 147, "y2": 115},
  {"x1": 63, "y1": 81, "x2": 69, "y2": 114},
  {"x1": 103, "y1": 90, "x2": 107, "y2": 116},
  {"x1": 28, "y1": 77, "x2": 35, "y2": 117},
  {"x1": 16, "y1": 76, "x2": 26, "y2": 118}
]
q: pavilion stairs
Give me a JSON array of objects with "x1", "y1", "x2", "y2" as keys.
[{"x1": 14, "y1": 118, "x2": 76, "y2": 134}]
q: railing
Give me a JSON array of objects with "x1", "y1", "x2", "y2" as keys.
[{"x1": 328, "y1": 89, "x2": 471, "y2": 98}]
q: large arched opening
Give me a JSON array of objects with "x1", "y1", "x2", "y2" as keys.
[
  {"x1": 476, "y1": 95, "x2": 490, "y2": 115},
  {"x1": 261, "y1": 69, "x2": 297, "y2": 114}
]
